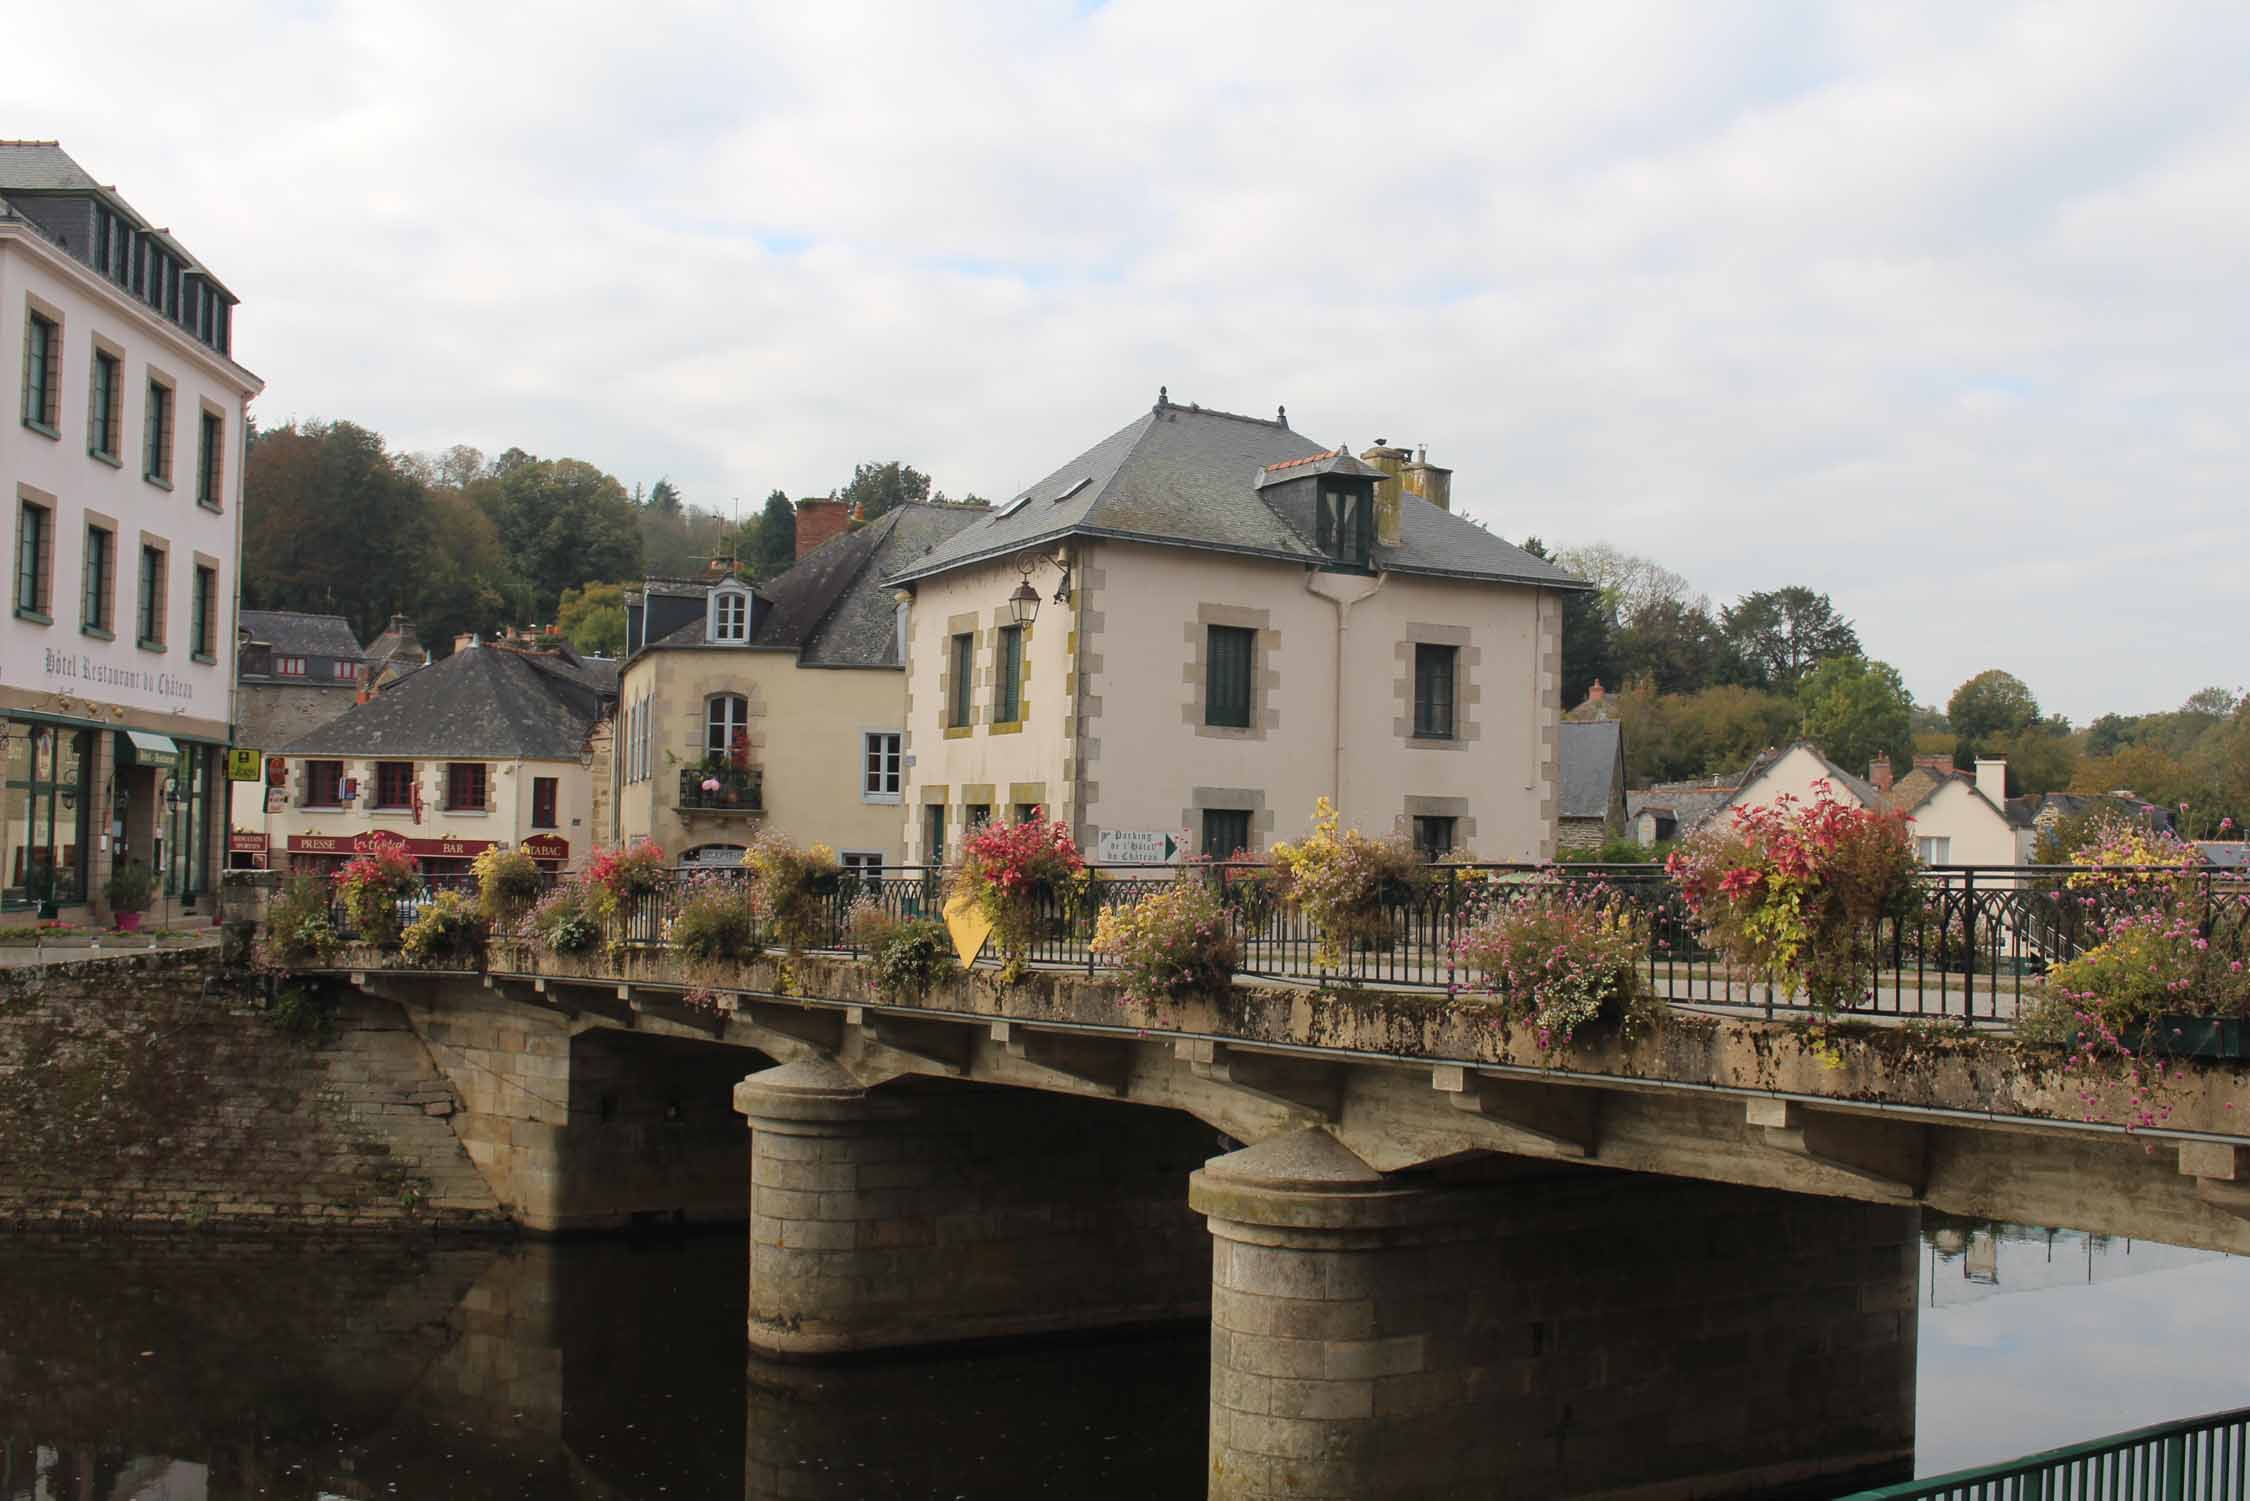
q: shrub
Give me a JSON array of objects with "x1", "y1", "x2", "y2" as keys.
[
  {"x1": 1666, "y1": 784, "x2": 1916, "y2": 1014},
  {"x1": 1092, "y1": 875, "x2": 1238, "y2": 1004},
  {"x1": 846, "y1": 893, "x2": 900, "y2": 950},
  {"x1": 2045, "y1": 906, "x2": 2250, "y2": 1031},
  {"x1": 1268, "y1": 799, "x2": 1425, "y2": 967},
  {"x1": 472, "y1": 845, "x2": 546, "y2": 925},
  {"x1": 400, "y1": 889, "x2": 484, "y2": 966},
  {"x1": 258, "y1": 875, "x2": 338, "y2": 969},
  {"x1": 583, "y1": 840, "x2": 668, "y2": 926},
  {"x1": 102, "y1": 860, "x2": 154, "y2": 915},
  {"x1": 526, "y1": 882, "x2": 602, "y2": 955},
  {"x1": 869, "y1": 918, "x2": 956, "y2": 1003},
  {"x1": 951, "y1": 811, "x2": 1085, "y2": 978},
  {"x1": 334, "y1": 835, "x2": 423, "y2": 949},
  {"x1": 747, "y1": 836, "x2": 842, "y2": 951},
  {"x1": 1454, "y1": 879, "x2": 1650, "y2": 1050},
  {"x1": 668, "y1": 872, "x2": 762, "y2": 960}
]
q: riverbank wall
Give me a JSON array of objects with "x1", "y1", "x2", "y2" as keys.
[{"x1": 0, "y1": 951, "x2": 505, "y2": 1231}]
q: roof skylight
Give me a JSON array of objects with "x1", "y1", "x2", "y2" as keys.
[{"x1": 1052, "y1": 476, "x2": 1091, "y2": 503}]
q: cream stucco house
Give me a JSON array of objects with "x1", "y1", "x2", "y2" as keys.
[
  {"x1": 267, "y1": 638, "x2": 614, "y2": 876},
  {"x1": 1716, "y1": 741, "x2": 2027, "y2": 868},
  {"x1": 885, "y1": 394, "x2": 1587, "y2": 864},
  {"x1": 606, "y1": 501, "x2": 981, "y2": 868}
]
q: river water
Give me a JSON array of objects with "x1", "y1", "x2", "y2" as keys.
[{"x1": 1, "y1": 1217, "x2": 2242, "y2": 1499}]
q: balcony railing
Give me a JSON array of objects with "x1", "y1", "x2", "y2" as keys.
[{"x1": 677, "y1": 766, "x2": 763, "y2": 813}]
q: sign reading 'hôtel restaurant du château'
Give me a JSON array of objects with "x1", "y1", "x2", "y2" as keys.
[{"x1": 43, "y1": 645, "x2": 202, "y2": 714}]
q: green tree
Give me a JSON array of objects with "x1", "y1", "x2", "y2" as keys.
[
  {"x1": 476, "y1": 454, "x2": 643, "y2": 616},
  {"x1": 1983, "y1": 720, "x2": 2079, "y2": 797},
  {"x1": 1947, "y1": 670, "x2": 2041, "y2": 766},
  {"x1": 1612, "y1": 596, "x2": 1725, "y2": 695},
  {"x1": 647, "y1": 477, "x2": 682, "y2": 513},
  {"x1": 410, "y1": 487, "x2": 530, "y2": 653},
  {"x1": 243, "y1": 420, "x2": 431, "y2": 640},
  {"x1": 1717, "y1": 587, "x2": 1861, "y2": 692},
  {"x1": 1797, "y1": 656, "x2": 1915, "y2": 780},
  {"x1": 837, "y1": 461, "x2": 931, "y2": 520},
  {"x1": 556, "y1": 581, "x2": 630, "y2": 656},
  {"x1": 742, "y1": 490, "x2": 797, "y2": 579},
  {"x1": 1523, "y1": 538, "x2": 1613, "y2": 707}
]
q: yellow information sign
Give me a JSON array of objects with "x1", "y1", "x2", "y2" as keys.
[
  {"x1": 225, "y1": 748, "x2": 263, "y2": 782},
  {"x1": 942, "y1": 892, "x2": 992, "y2": 968}
]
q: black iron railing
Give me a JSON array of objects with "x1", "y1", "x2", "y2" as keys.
[
  {"x1": 1842, "y1": 1402, "x2": 2250, "y2": 1499},
  {"x1": 311, "y1": 860, "x2": 2250, "y2": 1025},
  {"x1": 677, "y1": 767, "x2": 762, "y2": 812}
]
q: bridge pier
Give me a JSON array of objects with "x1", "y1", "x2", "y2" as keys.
[
  {"x1": 734, "y1": 1057, "x2": 1213, "y2": 1357},
  {"x1": 1191, "y1": 1129, "x2": 1918, "y2": 1500}
]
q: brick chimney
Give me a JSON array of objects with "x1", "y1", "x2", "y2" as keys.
[
  {"x1": 794, "y1": 499, "x2": 850, "y2": 559},
  {"x1": 1869, "y1": 755, "x2": 1893, "y2": 795},
  {"x1": 1913, "y1": 753, "x2": 1954, "y2": 776},
  {"x1": 453, "y1": 632, "x2": 479, "y2": 653},
  {"x1": 1587, "y1": 679, "x2": 1606, "y2": 711}
]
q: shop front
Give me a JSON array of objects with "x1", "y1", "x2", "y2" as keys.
[
  {"x1": 108, "y1": 731, "x2": 223, "y2": 915},
  {"x1": 1, "y1": 718, "x2": 95, "y2": 917},
  {"x1": 284, "y1": 832, "x2": 503, "y2": 877}
]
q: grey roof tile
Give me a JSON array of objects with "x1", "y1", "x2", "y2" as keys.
[
  {"x1": 279, "y1": 646, "x2": 607, "y2": 760},
  {"x1": 1558, "y1": 720, "x2": 1623, "y2": 819},
  {"x1": 885, "y1": 399, "x2": 1586, "y2": 591},
  {"x1": 641, "y1": 502, "x2": 983, "y2": 667},
  {"x1": 240, "y1": 609, "x2": 365, "y2": 662}
]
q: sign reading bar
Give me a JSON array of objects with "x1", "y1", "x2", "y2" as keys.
[
  {"x1": 228, "y1": 831, "x2": 269, "y2": 853},
  {"x1": 285, "y1": 833, "x2": 499, "y2": 858},
  {"x1": 519, "y1": 834, "x2": 570, "y2": 861},
  {"x1": 1094, "y1": 829, "x2": 1183, "y2": 865},
  {"x1": 225, "y1": 748, "x2": 262, "y2": 782}
]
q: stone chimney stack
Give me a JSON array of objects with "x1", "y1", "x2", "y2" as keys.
[
  {"x1": 453, "y1": 632, "x2": 479, "y2": 653},
  {"x1": 1869, "y1": 755, "x2": 1894, "y2": 795},
  {"x1": 1975, "y1": 757, "x2": 2008, "y2": 805},
  {"x1": 1399, "y1": 444, "x2": 1453, "y2": 513},
  {"x1": 794, "y1": 499, "x2": 851, "y2": 560},
  {"x1": 1359, "y1": 441, "x2": 1410, "y2": 550},
  {"x1": 1914, "y1": 753, "x2": 1955, "y2": 776}
]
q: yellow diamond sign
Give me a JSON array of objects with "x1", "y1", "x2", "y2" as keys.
[{"x1": 943, "y1": 892, "x2": 992, "y2": 968}]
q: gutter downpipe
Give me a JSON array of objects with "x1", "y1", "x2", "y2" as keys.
[{"x1": 1305, "y1": 568, "x2": 1387, "y2": 818}]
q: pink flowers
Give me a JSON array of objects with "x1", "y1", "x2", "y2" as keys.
[{"x1": 701, "y1": 777, "x2": 721, "y2": 793}]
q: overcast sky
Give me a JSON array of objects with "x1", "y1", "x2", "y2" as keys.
[{"x1": 20, "y1": 3, "x2": 2246, "y2": 722}]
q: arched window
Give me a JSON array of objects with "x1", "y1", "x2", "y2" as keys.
[{"x1": 706, "y1": 694, "x2": 749, "y2": 758}]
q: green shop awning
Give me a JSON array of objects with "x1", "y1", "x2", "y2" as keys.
[{"x1": 123, "y1": 731, "x2": 180, "y2": 773}]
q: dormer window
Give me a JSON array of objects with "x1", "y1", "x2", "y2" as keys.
[
  {"x1": 709, "y1": 582, "x2": 751, "y2": 643},
  {"x1": 1316, "y1": 485, "x2": 1372, "y2": 567}
]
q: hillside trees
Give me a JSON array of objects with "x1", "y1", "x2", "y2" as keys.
[{"x1": 1797, "y1": 656, "x2": 1915, "y2": 780}]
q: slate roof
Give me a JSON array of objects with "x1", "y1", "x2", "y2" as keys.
[
  {"x1": 0, "y1": 141, "x2": 226, "y2": 296},
  {"x1": 1884, "y1": 766, "x2": 2024, "y2": 825},
  {"x1": 240, "y1": 610, "x2": 364, "y2": 663},
  {"x1": 883, "y1": 398, "x2": 1587, "y2": 591},
  {"x1": 279, "y1": 645, "x2": 609, "y2": 760},
  {"x1": 1558, "y1": 721, "x2": 1624, "y2": 820},
  {"x1": 2197, "y1": 842, "x2": 2250, "y2": 871},
  {"x1": 1626, "y1": 786, "x2": 1735, "y2": 837},
  {"x1": 1730, "y1": 741, "x2": 1884, "y2": 809},
  {"x1": 641, "y1": 503, "x2": 981, "y2": 667}
]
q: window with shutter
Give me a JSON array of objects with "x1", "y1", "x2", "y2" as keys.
[
  {"x1": 1205, "y1": 625, "x2": 1253, "y2": 728},
  {"x1": 1202, "y1": 808, "x2": 1252, "y2": 858},
  {"x1": 995, "y1": 626, "x2": 1023, "y2": 723},
  {"x1": 949, "y1": 633, "x2": 975, "y2": 727}
]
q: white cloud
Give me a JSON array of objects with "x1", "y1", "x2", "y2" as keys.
[{"x1": 17, "y1": 0, "x2": 2247, "y2": 718}]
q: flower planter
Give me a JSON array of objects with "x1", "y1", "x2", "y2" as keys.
[
  {"x1": 115, "y1": 911, "x2": 143, "y2": 933},
  {"x1": 2072, "y1": 1016, "x2": 2248, "y2": 1061}
]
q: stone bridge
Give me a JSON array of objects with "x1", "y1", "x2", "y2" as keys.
[{"x1": 311, "y1": 940, "x2": 2250, "y2": 1501}]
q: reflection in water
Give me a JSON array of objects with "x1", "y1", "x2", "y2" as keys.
[
  {"x1": 1915, "y1": 1215, "x2": 2249, "y2": 1477},
  {"x1": 2, "y1": 1220, "x2": 2246, "y2": 1498}
]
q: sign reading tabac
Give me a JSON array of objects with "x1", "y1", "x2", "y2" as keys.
[{"x1": 519, "y1": 834, "x2": 570, "y2": 861}]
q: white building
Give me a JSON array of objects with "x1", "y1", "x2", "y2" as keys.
[{"x1": 2, "y1": 142, "x2": 260, "y2": 922}]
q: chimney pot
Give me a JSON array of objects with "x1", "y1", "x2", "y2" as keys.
[
  {"x1": 1588, "y1": 679, "x2": 1605, "y2": 703},
  {"x1": 1870, "y1": 755, "x2": 1894, "y2": 795}
]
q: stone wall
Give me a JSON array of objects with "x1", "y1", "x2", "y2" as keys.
[{"x1": 0, "y1": 951, "x2": 501, "y2": 1229}]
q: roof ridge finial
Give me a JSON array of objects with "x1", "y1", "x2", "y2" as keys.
[
  {"x1": 1276, "y1": 403, "x2": 1287, "y2": 427},
  {"x1": 1156, "y1": 385, "x2": 1168, "y2": 410}
]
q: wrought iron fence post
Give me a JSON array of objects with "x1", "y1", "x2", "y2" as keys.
[
  {"x1": 1960, "y1": 868, "x2": 1978, "y2": 1010},
  {"x1": 2162, "y1": 1431, "x2": 2186, "y2": 1501},
  {"x1": 1445, "y1": 866, "x2": 1460, "y2": 991}
]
